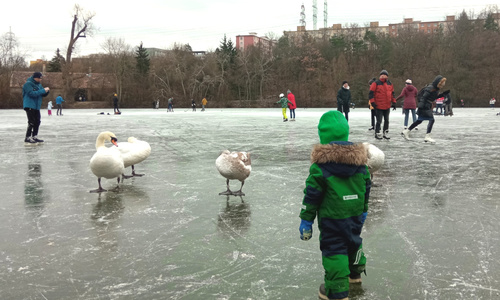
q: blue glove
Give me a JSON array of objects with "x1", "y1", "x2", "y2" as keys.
[
  {"x1": 361, "y1": 212, "x2": 368, "y2": 224},
  {"x1": 299, "y1": 219, "x2": 313, "y2": 241}
]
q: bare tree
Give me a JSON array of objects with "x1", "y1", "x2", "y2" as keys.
[
  {"x1": 62, "y1": 4, "x2": 96, "y2": 99},
  {"x1": 101, "y1": 37, "x2": 133, "y2": 104}
]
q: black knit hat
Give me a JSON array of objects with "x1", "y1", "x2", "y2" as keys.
[
  {"x1": 380, "y1": 70, "x2": 388, "y2": 76},
  {"x1": 33, "y1": 72, "x2": 43, "y2": 79},
  {"x1": 342, "y1": 80, "x2": 348, "y2": 85}
]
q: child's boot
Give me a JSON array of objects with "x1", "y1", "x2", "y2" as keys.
[{"x1": 319, "y1": 284, "x2": 348, "y2": 300}]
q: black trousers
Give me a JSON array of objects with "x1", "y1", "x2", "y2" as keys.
[
  {"x1": 25, "y1": 108, "x2": 41, "y2": 138},
  {"x1": 370, "y1": 109, "x2": 376, "y2": 127},
  {"x1": 375, "y1": 108, "x2": 390, "y2": 133}
]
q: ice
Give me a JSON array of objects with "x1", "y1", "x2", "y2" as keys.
[{"x1": 0, "y1": 108, "x2": 499, "y2": 299}]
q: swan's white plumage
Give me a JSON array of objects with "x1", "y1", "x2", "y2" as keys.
[
  {"x1": 363, "y1": 142, "x2": 385, "y2": 174},
  {"x1": 117, "y1": 137, "x2": 151, "y2": 169},
  {"x1": 216, "y1": 150, "x2": 251, "y2": 181},
  {"x1": 89, "y1": 132, "x2": 124, "y2": 189},
  {"x1": 216, "y1": 150, "x2": 251, "y2": 195}
]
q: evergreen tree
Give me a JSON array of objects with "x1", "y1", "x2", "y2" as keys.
[
  {"x1": 484, "y1": 13, "x2": 499, "y2": 31},
  {"x1": 215, "y1": 34, "x2": 237, "y2": 69},
  {"x1": 47, "y1": 48, "x2": 65, "y2": 72},
  {"x1": 135, "y1": 42, "x2": 150, "y2": 75}
]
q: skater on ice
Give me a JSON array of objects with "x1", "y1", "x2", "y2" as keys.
[
  {"x1": 276, "y1": 93, "x2": 292, "y2": 122},
  {"x1": 402, "y1": 75, "x2": 447, "y2": 143},
  {"x1": 337, "y1": 81, "x2": 351, "y2": 122},
  {"x1": 298, "y1": 111, "x2": 371, "y2": 300},
  {"x1": 396, "y1": 79, "x2": 418, "y2": 131},
  {"x1": 369, "y1": 70, "x2": 397, "y2": 139}
]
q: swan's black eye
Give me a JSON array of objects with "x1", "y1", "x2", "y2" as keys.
[{"x1": 111, "y1": 137, "x2": 117, "y2": 142}]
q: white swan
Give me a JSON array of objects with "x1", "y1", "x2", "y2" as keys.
[
  {"x1": 89, "y1": 131, "x2": 125, "y2": 193},
  {"x1": 363, "y1": 142, "x2": 385, "y2": 181},
  {"x1": 216, "y1": 150, "x2": 251, "y2": 196},
  {"x1": 117, "y1": 137, "x2": 151, "y2": 179}
]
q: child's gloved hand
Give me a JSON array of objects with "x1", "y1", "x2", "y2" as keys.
[
  {"x1": 392, "y1": 103, "x2": 396, "y2": 111},
  {"x1": 361, "y1": 212, "x2": 368, "y2": 224},
  {"x1": 299, "y1": 219, "x2": 313, "y2": 241}
]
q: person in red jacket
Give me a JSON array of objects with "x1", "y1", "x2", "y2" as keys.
[
  {"x1": 369, "y1": 70, "x2": 396, "y2": 140},
  {"x1": 287, "y1": 89, "x2": 297, "y2": 121},
  {"x1": 396, "y1": 79, "x2": 418, "y2": 130}
]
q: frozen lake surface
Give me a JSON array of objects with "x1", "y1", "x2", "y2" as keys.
[{"x1": 0, "y1": 107, "x2": 499, "y2": 299}]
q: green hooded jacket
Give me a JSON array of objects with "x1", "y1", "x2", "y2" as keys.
[{"x1": 277, "y1": 97, "x2": 292, "y2": 108}]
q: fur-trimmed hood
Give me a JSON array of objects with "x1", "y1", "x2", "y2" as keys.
[{"x1": 311, "y1": 142, "x2": 368, "y2": 166}]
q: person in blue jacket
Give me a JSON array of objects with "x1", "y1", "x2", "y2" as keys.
[
  {"x1": 56, "y1": 94, "x2": 65, "y2": 116},
  {"x1": 23, "y1": 72, "x2": 50, "y2": 143}
]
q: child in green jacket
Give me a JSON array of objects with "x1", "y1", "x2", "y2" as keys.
[
  {"x1": 276, "y1": 93, "x2": 292, "y2": 122},
  {"x1": 299, "y1": 111, "x2": 371, "y2": 300}
]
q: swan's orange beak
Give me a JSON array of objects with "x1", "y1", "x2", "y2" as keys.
[{"x1": 111, "y1": 137, "x2": 118, "y2": 146}]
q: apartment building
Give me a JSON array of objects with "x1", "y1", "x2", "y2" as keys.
[{"x1": 235, "y1": 33, "x2": 275, "y2": 52}]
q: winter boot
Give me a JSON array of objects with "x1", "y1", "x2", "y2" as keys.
[
  {"x1": 375, "y1": 132, "x2": 383, "y2": 140},
  {"x1": 383, "y1": 130, "x2": 390, "y2": 140},
  {"x1": 424, "y1": 133, "x2": 435, "y2": 143},
  {"x1": 368, "y1": 126, "x2": 374, "y2": 131},
  {"x1": 24, "y1": 136, "x2": 37, "y2": 144},
  {"x1": 318, "y1": 284, "x2": 348, "y2": 300},
  {"x1": 283, "y1": 118, "x2": 288, "y2": 122},
  {"x1": 401, "y1": 129, "x2": 411, "y2": 140},
  {"x1": 32, "y1": 136, "x2": 44, "y2": 143},
  {"x1": 349, "y1": 273, "x2": 362, "y2": 284}
]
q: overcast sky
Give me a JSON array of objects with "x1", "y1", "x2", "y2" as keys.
[{"x1": 0, "y1": 0, "x2": 497, "y2": 63}]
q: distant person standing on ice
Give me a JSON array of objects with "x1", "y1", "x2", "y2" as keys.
[
  {"x1": 191, "y1": 99, "x2": 196, "y2": 112},
  {"x1": 276, "y1": 93, "x2": 292, "y2": 122},
  {"x1": 287, "y1": 89, "x2": 296, "y2": 121},
  {"x1": 56, "y1": 94, "x2": 65, "y2": 116},
  {"x1": 47, "y1": 100, "x2": 53, "y2": 117},
  {"x1": 337, "y1": 81, "x2": 351, "y2": 122},
  {"x1": 167, "y1": 97, "x2": 174, "y2": 112},
  {"x1": 396, "y1": 79, "x2": 418, "y2": 130},
  {"x1": 201, "y1": 97, "x2": 207, "y2": 111},
  {"x1": 367, "y1": 77, "x2": 376, "y2": 131},
  {"x1": 490, "y1": 98, "x2": 496, "y2": 109},
  {"x1": 402, "y1": 75, "x2": 447, "y2": 143},
  {"x1": 112, "y1": 93, "x2": 121, "y2": 114},
  {"x1": 369, "y1": 70, "x2": 397, "y2": 140},
  {"x1": 461, "y1": 99, "x2": 464, "y2": 107}
]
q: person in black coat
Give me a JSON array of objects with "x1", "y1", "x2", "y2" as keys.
[
  {"x1": 337, "y1": 81, "x2": 351, "y2": 121},
  {"x1": 402, "y1": 75, "x2": 447, "y2": 143}
]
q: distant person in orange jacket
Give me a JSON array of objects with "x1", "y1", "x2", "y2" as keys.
[{"x1": 369, "y1": 70, "x2": 396, "y2": 140}]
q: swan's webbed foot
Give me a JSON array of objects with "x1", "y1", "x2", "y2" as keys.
[
  {"x1": 131, "y1": 166, "x2": 144, "y2": 177},
  {"x1": 90, "y1": 188, "x2": 107, "y2": 193},
  {"x1": 232, "y1": 190, "x2": 245, "y2": 197},
  {"x1": 110, "y1": 186, "x2": 120, "y2": 192},
  {"x1": 122, "y1": 174, "x2": 133, "y2": 179},
  {"x1": 219, "y1": 190, "x2": 233, "y2": 196}
]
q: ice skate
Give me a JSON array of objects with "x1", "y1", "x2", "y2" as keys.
[
  {"x1": 24, "y1": 136, "x2": 37, "y2": 144},
  {"x1": 401, "y1": 129, "x2": 411, "y2": 140},
  {"x1": 424, "y1": 133, "x2": 435, "y2": 143},
  {"x1": 32, "y1": 136, "x2": 44, "y2": 143}
]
